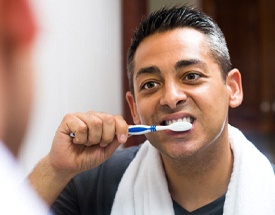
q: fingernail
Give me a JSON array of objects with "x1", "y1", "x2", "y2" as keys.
[{"x1": 120, "y1": 134, "x2": 127, "y2": 144}]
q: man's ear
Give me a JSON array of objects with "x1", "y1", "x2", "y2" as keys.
[
  {"x1": 226, "y1": 68, "x2": 243, "y2": 108},
  {"x1": 125, "y1": 91, "x2": 141, "y2": 124}
]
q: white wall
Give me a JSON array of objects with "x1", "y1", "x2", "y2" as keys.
[{"x1": 19, "y1": 0, "x2": 122, "y2": 175}]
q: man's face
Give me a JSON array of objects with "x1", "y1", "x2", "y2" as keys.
[{"x1": 126, "y1": 28, "x2": 240, "y2": 160}]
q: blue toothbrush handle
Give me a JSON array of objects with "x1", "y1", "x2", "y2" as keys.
[
  {"x1": 128, "y1": 125, "x2": 157, "y2": 135},
  {"x1": 71, "y1": 125, "x2": 159, "y2": 137}
]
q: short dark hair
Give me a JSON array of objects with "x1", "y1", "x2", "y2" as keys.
[{"x1": 127, "y1": 5, "x2": 232, "y2": 95}]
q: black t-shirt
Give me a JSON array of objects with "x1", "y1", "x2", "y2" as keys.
[
  {"x1": 173, "y1": 195, "x2": 225, "y2": 215},
  {"x1": 51, "y1": 146, "x2": 225, "y2": 215}
]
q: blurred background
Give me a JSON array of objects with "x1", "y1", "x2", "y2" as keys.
[
  {"x1": 20, "y1": 0, "x2": 275, "y2": 175},
  {"x1": 19, "y1": 0, "x2": 123, "y2": 174}
]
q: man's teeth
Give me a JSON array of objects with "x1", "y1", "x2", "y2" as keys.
[{"x1": 166, "y1": 117, "x2": 193, "y2": 125}]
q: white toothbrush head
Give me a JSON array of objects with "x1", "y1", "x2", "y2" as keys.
[{"x1": 167, "y1": 121, "x2": 192, "y2": 132}]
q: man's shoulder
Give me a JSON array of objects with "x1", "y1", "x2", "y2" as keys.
[
  {"x1": 64, "y1": 145, "x2": 141, "y2": 214},
  {"x1": 110, "y1": 145, "x2": 141, "y2": 163},
  {"x1": 74, "y1": 145, "x2": 140, "y2": 183},
  {"x1": 102, "y1": 145, "x2": 141, "y2": 172}
]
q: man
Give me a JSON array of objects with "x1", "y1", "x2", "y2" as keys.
[
  {"x1": 29, "y1": 5, "x2": 275, "y2": 214},
  {"x1": 0, "y1": 0, "x2": 49, "y2": 214}
]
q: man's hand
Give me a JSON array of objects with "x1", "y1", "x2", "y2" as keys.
[
  {"x1": 28, "y1": 111, "x2": 128, "y2": 206},
  {"x1": 50, "y1": 111, "x2": 128, "y2": 176}
]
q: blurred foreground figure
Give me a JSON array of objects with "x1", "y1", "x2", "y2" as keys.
[{"x1": 0, "y1": 0, "x2": 49, "y2": 214}]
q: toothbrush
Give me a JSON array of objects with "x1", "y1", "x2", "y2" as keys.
[
  {"x1": 128, "y1": 121, "x2": 192, "y2": 135},
  {"x1": 69, "y1": 121, "x2": 192, "y2": 137}
]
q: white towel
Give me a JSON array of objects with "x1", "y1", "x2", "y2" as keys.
[
  {"x1": 224, "y1": 126, "x2": 275, "y2": 214},
  {"x1": 111, "y1": 125, "x2": 275, "y2": 215}
]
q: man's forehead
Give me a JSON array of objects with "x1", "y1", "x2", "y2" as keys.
[{"x1": 132, "y1": 28, "x2": 210, "y2": 72}]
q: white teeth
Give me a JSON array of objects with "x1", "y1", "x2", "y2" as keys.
[{"x1": 166, "y1": 117, "x2": 193, "y2": 125}]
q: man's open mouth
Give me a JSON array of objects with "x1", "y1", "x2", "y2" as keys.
[{"x1": 161, "y1": 116, "x2": 195, "y2": 126}]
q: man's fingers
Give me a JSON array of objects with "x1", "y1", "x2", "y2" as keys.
[
  {"x1": 92, "y1": 113, "x2": 116, "y2": 147},
  {"x1": 64, "y1": 112, "x2": 128, "y2": 147},
  {"x1": 62, "y1": 113, "x2": 101, "y2": 145},
  {"x1": 114, "y1": 115, "x2": 128, "y2": 144},
  {"x1": 62, "y1": 113, "x2": 88, "y2": 144}
]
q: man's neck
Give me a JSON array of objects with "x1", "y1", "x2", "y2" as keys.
[{"x1": 162, "y1": 140, "x2": 233, "y2": 212}]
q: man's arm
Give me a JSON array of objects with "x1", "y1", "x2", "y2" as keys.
[
  {"x1": 28, "y1": 156, "x2": 73, "y2": 206},
  {"x1": 28, "y1": 111, "x2": 128, "y2": 206}
]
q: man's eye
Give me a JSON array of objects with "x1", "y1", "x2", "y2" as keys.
[
  {"x1": 185, "y1": 73, "x2": 201, "y2": 80},
  {"x1": 142, "y1": 81, "x2": 158, "y2": 89}
]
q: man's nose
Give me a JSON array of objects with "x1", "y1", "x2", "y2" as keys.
[{"x1": 159, "y1": 81, "x2": 187, "y2": 109}]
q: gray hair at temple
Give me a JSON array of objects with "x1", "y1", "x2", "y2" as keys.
[{"x1": 127, "y1": 5, "x2": 232, "y2": 96}]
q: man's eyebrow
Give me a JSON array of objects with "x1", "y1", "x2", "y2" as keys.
[
  {"x1": 135, "y1": 66, "x2": 161, "y2": 80},
  {"x1": 135, "y1": 60, "x2": 207, "y2": 80},
  {"x1": 175, "y1": 59, "x2": 207, "y2": 70}
]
